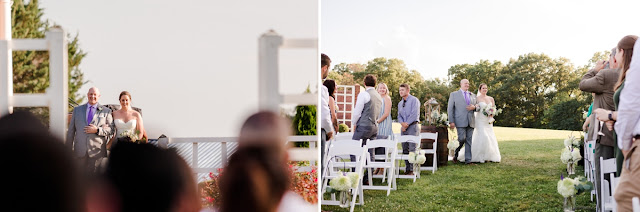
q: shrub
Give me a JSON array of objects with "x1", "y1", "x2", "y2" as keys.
[{"x1": 338, "y1": 123, "x2": 350, "y2": 133}]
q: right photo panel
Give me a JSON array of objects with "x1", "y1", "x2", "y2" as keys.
[{"x1": 320, "y1": 0, "x2": 640, "y2": 211}]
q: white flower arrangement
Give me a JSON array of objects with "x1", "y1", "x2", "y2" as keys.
[
  {"x1": 560, "y1": 147, "x2": 582, "y2": 164},
  {"x1": 408, "y1": 150, "x2": 427, "y2": 165},
  {"x1": 447, "y1": 140, "x2": 460, "y2": 152},
  {"x1": 429, "y1": 111, "x2": 449, "y2": 127},
  {"x1": 119, "y1": 130, "x2": 139, "y2": 142},
  {"x1": 481, "y1": 104, "x2": 502, "y2": 124},
  {"x1": 557, "y1": 176, "x2": 593, "y2": 197},
  {"x1": 563, "y1": 135, "x2": 581, "y2": 148},
  {"x1": 329, "y1": 171, "x2": 359, "y2": 191}
]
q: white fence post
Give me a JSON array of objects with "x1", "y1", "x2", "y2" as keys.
[
  {"x1": 258, "y1": 30, "x2": 283, "y2": 112},
  {"x1": 0, "y1": 0, "x2": 12, "y2": 117},
  {"x1": 46, "y1": 27, "x2": 69, "y2": 140}
]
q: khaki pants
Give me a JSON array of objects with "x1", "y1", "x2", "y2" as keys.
[{"x1": 614, "y1": 141, "x2": 640, "y2": 212}]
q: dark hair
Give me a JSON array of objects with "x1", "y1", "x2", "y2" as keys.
[
  {"x1": 478, "y1": 83, "x2": 487, "y2": 92},
  {"x1": 0, "y1": 112, "x2": 81, "y2": 212},
  {"x1": 321, "y1": 53, "x2": 331, "y2": 68},
  {"x1": 364, "y1": 74, "x2": 377, "y2": 87},
  {"x1": 104, "y1": 142, "x2": 200, "y2": 212},
  {"x1": 399, "y1": 83, "x2": 410, "y2": 90},
  {"x1": 323, "y1": 79, "x2": 337, "y2": 98},
  {"x1": 614, "y1": 35, "x2": 638, "y2": 90},
  {"x1": 119, "y1": 91, "x2": 132, "y2": 100},
  {"x1": 220, "y1": 111, "x2": 292, "y2": 212}
]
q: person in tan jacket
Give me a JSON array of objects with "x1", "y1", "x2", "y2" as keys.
[{"x1": 579, "y1": 48, "x2": 620, "y2": 207}]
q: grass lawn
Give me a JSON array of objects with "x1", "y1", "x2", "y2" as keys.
[{"x1": 322, "y1": 126, "x2": 595, "y2": 211}]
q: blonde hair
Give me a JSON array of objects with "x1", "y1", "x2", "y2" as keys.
[{"x1": 377, "y1": 83, "x2": 391, "y2": 96}]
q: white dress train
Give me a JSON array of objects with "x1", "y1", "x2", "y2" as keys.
[{"x1": 457, "y1": 102, "x2": 501, "y2": 163}]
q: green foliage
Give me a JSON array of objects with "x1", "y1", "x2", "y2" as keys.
[
  {"x1": 338, "y1": 123, "x2": 349, "y2": 133},
  {"x1": 543, "y1": 99, "x2": 588, "y2": 131},
  {"x1": 291, "y1": 85, "x2": 316, "y2": 147},
  {"x1": 11, "y1": 0, "x2": 88, "y2": 126}
]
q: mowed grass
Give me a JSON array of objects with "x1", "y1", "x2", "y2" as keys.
[{"x1": 322, "y1": 127, "x2": 595, "y2": 211}]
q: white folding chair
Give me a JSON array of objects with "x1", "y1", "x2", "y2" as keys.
[
  {"x1": 419, "y1": 132, "x2": 438, "y2": 174},
  {"x1": 395, "y1": 135, "x2": 421, "y2": 183},
  {"x1": 362, "y1": 138, "x2": 397, "y2": 196},
  {"x1": 334, "y1": 132, "x2": 354, "y2": 141},
  {"x1": 600, "y1": 157, "x2": 617, "y2": 212},
  {"x1": 632, "y1": 197, "x2": 640, "y2": 212},
  {"x1": 321, "y1": 141, "x2": 366, "y2": 212},
  {"x1": 586, "y1": 139, "x2": 596, "y2": 201}
]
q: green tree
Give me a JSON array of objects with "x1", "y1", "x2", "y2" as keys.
[
  {"x1": 11, "y1": 0, "x2": 87, "y2": 126},
  {"x1": 291, "y1": 85, "x2": 316, "y2": 148}
]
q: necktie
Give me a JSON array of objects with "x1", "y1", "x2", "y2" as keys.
[
  {"x1": 87, "y1": 105, "x2": 95, "y2": 125},
  {"x1": 464, "y1": 91, "x2": 470, "y2": 105}
]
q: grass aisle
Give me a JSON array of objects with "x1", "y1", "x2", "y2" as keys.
[{"x1": 322, "y1": 127, "x2": 596, "y2": 211}]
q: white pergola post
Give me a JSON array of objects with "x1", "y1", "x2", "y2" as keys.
[
  {"x1": 0, "y1": 0, "x2": 12, "y2": 116},
  {"x1": 258, "y1": 30, "x2": 283, "y2": 112}
]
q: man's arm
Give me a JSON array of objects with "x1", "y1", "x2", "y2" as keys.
[
  {"x1": 320, "y1": 86, "x2": 334, "y2": 133},
  {"x1": 97, "y1": 109, "x2": 113, "y2": 137},
  {"x1": 448, "y1": 92, "x2": 455, "y2": 128},
  {"x1": 579, "y1": 68, "x2": 607, "y2": 94},
  {"x1": 405, "y1": 97, "x2": 420, "y2": 123},
  {"x1": 351, "y1": 91, "x2": 369, "y2": 129}
]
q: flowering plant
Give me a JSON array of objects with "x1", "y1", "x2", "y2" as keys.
[
  {"x1": 327, "y1": 171, "x2": 359, "y2": 192},
  {"x1": 408, "y1": 150, "x2": 427, "y2": 165},
  {"x1": 429, "y1": 111, "x2": 449, "y2": 127},
  {"x1": 199, "y1": 169, "x2": 224, "y2": 207},
  {"x1": 560, "y1": 147, "x2": 582, "y2": 164},
  {"x1": 481, "y1": 104, "x2": 502, "y2": 124},
  {"x1": 118, "y1": 129, "x2": 145, "y2": 144},
  {"x1": 563, "y1": 135, "x2": 581, "y2": 149},
  {"x1": 557, "y1": 175, "x2": 593, "y2": 197},
  {"x1": 290, "y1": 164, "x2": 318, "y2": 204}
]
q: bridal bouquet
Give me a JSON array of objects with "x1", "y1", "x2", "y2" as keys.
[
  {"x1": 429, "y1": 111, "x2": 449, "y2": 127},
  {"x1": 481, "y1": 104, "x2": 502, "y2": 124},
  {"x1": 119, "y1": 130, "x2": 144, "y2": 144}
]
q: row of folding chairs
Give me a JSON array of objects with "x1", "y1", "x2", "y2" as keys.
[{"x1": 321, "y1": 132, "x2": 438, "y2": 212}]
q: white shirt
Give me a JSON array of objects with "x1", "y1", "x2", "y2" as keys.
[
  {"x1": 276, "y1": 191, "x2": 317, "y2": 212},
  {"x1": 321, "y1": 85, "x2": 334, "y2": 133},
  {"x1": 351, "y1": 87, "x2": 374, "y2": 127},
  {"x1": 615, "y1": 39, "x2": 640, "y2": 150}
]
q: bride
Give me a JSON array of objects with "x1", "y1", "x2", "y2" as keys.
[
  {"x1": 112, "y1": 91, "x2": 146, "y2": 144},
  {"x1": 457, "y1": 83, "x2": 501, "y2": 163}
]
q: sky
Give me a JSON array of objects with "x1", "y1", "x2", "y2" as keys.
[
  {"x1": 39, "y1": 0, "x2": 318, "y2": 137},
  {"x1": 321, "y1": 0, "x2": 640, "y2": 80}
]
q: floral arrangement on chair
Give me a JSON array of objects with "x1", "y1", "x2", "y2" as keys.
[
  {"x1": 326, "y1": 171, "x2": 360, "y2": 208},
  {"x1": 557, "y1": 175, "x2": 593, "y2": 211},
  {"x1": 408, "y1": 150, "x2": 426, "y2": 177},
  {"x1": 561, "y1": 135, "x2": 582, "y2": 175},
  {"x1": 447, "y1": 140, "x2": 459, "y2": 157}
]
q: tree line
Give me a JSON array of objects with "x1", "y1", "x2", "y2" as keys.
[{"x1": 328, "y1": 52, "x2": 609, "y2": 131}]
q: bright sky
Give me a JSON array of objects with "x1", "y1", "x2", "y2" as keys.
[
  {"x1": 322, "y1": 0, "x2": 639, "y2": 80},
  {"x1": 40, "y1": 0, "x2": 318, "y2": 137}
]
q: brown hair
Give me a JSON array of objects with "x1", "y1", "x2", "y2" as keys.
[
  {"x1": 220, "y1": 111, "x2": 292, "y2": 212},
  {"x1": 364, "y1": 74, "x2": 377, "y2": 87},
  {"x1": 321, "y1": 53, "x2": 331, "y2": 68},
  {"x1": 400, "y1": 83, "x2": 410, "y2": 90},
  {"x1": 478, "y1": 83, "x2": 487, "y2": 92},
  {"x1": 119, "y1": 91, "x2": 132, "y2": 101},
  {"x1": 323, "y1": 79, "x2": 337, "y2": 98},
  {"x1": 614, "y1": 35, "x2": 638, "y2": 90}
]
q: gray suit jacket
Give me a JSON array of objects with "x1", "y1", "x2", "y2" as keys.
[
  {"x1": 66, "y1": 103, "x2": 114, "y2": 158},
  {"x1": 579, "y1": 68, "x2": 619, "y2": 146},
  {"x1": 448, "y1": 90, "x2": 477, "y2": 128}
]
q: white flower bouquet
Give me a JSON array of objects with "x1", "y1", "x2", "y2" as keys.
[
  {"x1": 328, "y1": 171, "x2": 359, "y2": 192},
  {"x1": 560, "y1": 147, "x2": 582, "y2": 164},
  {"x1": 429, "y1": 111, "x2": 449, "y2": 127},
  {"x1": 481, "y1": 104, "x2": 502, "y2": 124},
  {"x1": 557, "y1": 176, "x2": 593, "y2": 197},
  {"x1": 408, "y1": 150, "x2": 427, "y2": 165},
  {"x1": 447, "y1": 140, "x2": 459, "y2": 156},
  {"x1": 119, "y1": 130, "x2": 139, "y2": 142},
  {"x1": 563, "y1": 135, "x2": 581, "y2": 148}
]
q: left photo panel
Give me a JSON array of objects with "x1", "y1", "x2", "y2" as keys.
[{"x1": 0, "y1": 0, "x2": 319, "y2": 211}]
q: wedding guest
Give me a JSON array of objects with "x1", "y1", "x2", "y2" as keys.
[
  {"x1": 373, "y1": 82, "x2": 393, "y2": 175},
  {"x1": 219, "y1": 111, "x2": 315, "y2": 212},
  {"x1": 592, "y1": 35, "x2": 640, "y2": 212},
  {"x1": 398, "y1": 83, "x2": 421, "y2": 174},
  {"x1": 67, "y1": 87, "x2": 113, "y2": 175},
  {"x1": 321, "y1": 53, "x2": 334, "y2": 166},
  {"x1": 0, "y1": 112, "x2": 82, "y2": 212},
  {"x1": 579, "y1": 46, "x2": 621, "y2": 205},
  {"x1": 324, "y1": 79, "x2": 339, "y2": 132},
  {"x1": 351, "y1": 74, "x2": 382, "y2": 184}
]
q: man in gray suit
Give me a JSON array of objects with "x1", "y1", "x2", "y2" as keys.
[
  {"x1": 352, "y1": 74, "x2": 382, "y2": 184},
  {"x1": 448, "y1": 79, "x2": 479, "y2": 165},
  {"x1": 66, "y1": 87, "x2": 114, "y2": 174}
]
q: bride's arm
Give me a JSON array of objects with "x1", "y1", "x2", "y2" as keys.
[
  {"x1": 490, "y1": 97, "x2": 496, "y2": 118},
  {"x1": 135, "y1": 112, "x2": 146, "y2": 141}
]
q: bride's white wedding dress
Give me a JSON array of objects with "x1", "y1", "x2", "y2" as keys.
[
  {"x1": 457, "y1": 102, "x2": 501, "y2": 163},
  {"x1": 115, "y1": 119, "x2": 137, "y2": 138}
]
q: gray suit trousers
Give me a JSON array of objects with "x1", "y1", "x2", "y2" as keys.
[
  {"x1": 402, "y1": 124, "x2": 420, "y2": 172},
  {"x1": 455, "y1": 127, "x2": 474, "y2": 163}
]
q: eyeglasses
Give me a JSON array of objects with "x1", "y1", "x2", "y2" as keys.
[{"x1": 403, "y1": 100, "x2": 406, "y2": 107}]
